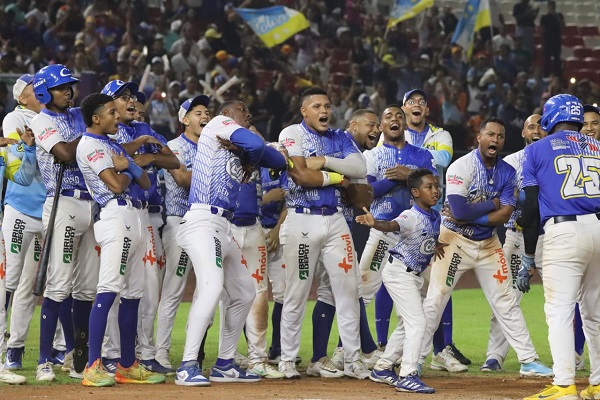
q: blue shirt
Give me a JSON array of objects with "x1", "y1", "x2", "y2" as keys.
[{"x1": 260, "y1": 167, "x2": 286, "y2": 228}]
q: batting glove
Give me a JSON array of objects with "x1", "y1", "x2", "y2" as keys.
[{"x1": 517, "y1": 253, "x2": 536, "y2": 293}]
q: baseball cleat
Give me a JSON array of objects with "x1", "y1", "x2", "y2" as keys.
[
  {"x1": 82, "y1": 359, "x2": 116, "y2": 387},
  {"x1": 523, "y1": 384, "x2": 578, "y2": 399},
  {"x1": 396, "y1": 372, "x2": 435, "y2": 394},
  {"x1": 234, "y1": 351, "x2": 249, "y2": 369},
  {"x1": 344, "y1": 360, "x2": 371, "y2": 379},
  {"x1": 70, "y1": 366, "x2": 84, "y2": 379},
  {"x1": 580, "y1": 383, "x2": 600, "y2": 399},
  {"x1": 448, "y1": 343, "x2": 471, "y2": 365},
  {"x1": 50, "y1": 349, "x2": 65, "y2": 368},
  {"x1": 175, "y1": 361, "x2": 210, "y2": 386},
  {"x1": 248, "y1": 361, "x2": 285, "y2": 379},
  {"x1": 278, "y1": 360, "x2": 301, "y2": 379},
  {"x1": 140, "y1": 359, "x2": 175, "y2": 375},
  {"x1": 430, "y1": 346, "x2": 468, "y2": 372},
  {"x1": 331, "y1": 347, "x2": 344, "y2": 370},
  {"x1": 361, "y1": 349, "x2": 383, "y2": 370},
  {"x1": 4, "y1": 347, "x2": 24, "y2": 370},
  {"x1": 268, "y1": 354, "x2": 302, "y2": 366},
  {"x1": 155, "y1": 354, "x2": 173, "y2": 370},
  {"x1": 576, "y1": 352, "x2": 586, "y2": 371},
  {"x1": 36, "y1": 361, "x2": 56, "y2": 381},
  {"x1": 61, "y1": 350, "x2": 74, "y2": 372},
  {"x1": 520, "y1": 359, "x2": 553, "y2": 378},
  {"x1": 480, "y1": 359, "x2": 502, "y2": 372},
  {"x1": 102, "y1": 357, "x2": 120, "y2": 377},
  {"x1": 369, "y1": 368, "x2": 398, "y2": 386},
  {"x1": 306, "y1": 357, "x2": 344, "y2": 378},
  {"x1": 0, "y1": 366, "x2": 26, "y2": 385},
  {"x1": 115, "y1": 360, "x2": 167, "y2": 384},
  {"x1": 209, "y1": 363, "x2": 260, "y2": 383}
]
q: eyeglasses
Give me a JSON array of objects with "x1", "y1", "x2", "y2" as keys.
[
  {"x1": 119, "y1": 93, "x2": 137, "y2": 102},
  {"x1": 406, "y1": 99, "x2": 427, "y2": 106}
]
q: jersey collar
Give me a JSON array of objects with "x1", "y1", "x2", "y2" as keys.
[
  {"x1": 180, "y1": 133, "x2": 198, "y2": 147},
  {"x1": 413, "y1": 203, "x2": 437, "y2": 220},
  {"x1": 83, "y1": 131, "x2": 112, "y2": 141}
]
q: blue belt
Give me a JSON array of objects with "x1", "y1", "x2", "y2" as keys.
[
  {"x1": 210, "y1": 206, "x2": 233, "y2": 221},
  {"x1": 388, "y1": 254, "x2": 421, "y2": 276},
  {"x1": 295, "y1": 207, "x2": 338, "y2": 216},
  {"x1": 554, "y1": 213, "x2": 600, "y2": 224},
  {"x1": 231, "y1": 216, "x2": 258, "y2": 227},
  {"x1": 61, "y1": 189, "x2": 93, "y2": 201},
  {"x1": 116, "y1": 198, "x2": 143, "y2": 209}
]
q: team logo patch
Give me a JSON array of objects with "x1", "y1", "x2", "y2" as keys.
[
  {"x1": 420, "y1": 238, "x2": 436, "y2": 255},
  {"x1": 63, "y1": 226, "x2": 75, "y2": 264},
  {"x1": 120, "y1": 237, "x2": 131, "y2": 275},
  {"x1": 38, "y1": 127, "x2": 58, "y2": 141},
  {"x1": 550, "y1": 138, "x2": 568, "y2": 150},
  {"x1": 225, "y1": 157, "x2": 243, "y2": 181},
  {"x1": 176, "y1": 251, "x2": 189, "y2": 277},
  {"x1": 447, "y1": 175, "x2": 463, "y2": 185},
  {"x1": 298, "y1": 243, "x2": 309, "y2": 280},
  {"x1": 281, "y1": 138, "x2": 295, "y2": 148},
  {"x1": 370, "y1": 239, "x2": 388, "y2": 272},
  {"x1": 445, "y1": 252, "x2": 462, "y2": 287},
  {"x1": 214, "y1": 237, "x2": 223, "y2": 268},
  {"x1": 87, "y1": 149, "x2": 105, "y2": 162},
  {"x1": 339, "y1": 234, "x2": 354, "y2": 273},
  {"x1": 221, "y1": 118, "x2": 237, "y2": 126},
  {"x1": 493, "y1": 248, "x2": 508, "y2": 284},
  {"x1": 566, "y1": 135, "x2": 599, "y2": 152},
  {"x1": 11, "y1": 218, "x2": 25, "y2": 254}
]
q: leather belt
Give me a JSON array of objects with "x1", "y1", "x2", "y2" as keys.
[
  {"x1": 554, "y1": 213, "x2": 600, "y2": 224},
  {"x1": 231, "y1": 216, "x2": 258, "y2": 227},
  {"x1": 61, "y1": 189, "x2": 93, "y2": 201},
  {"x1": 388, "y1": 254, "x2": 421, "y2": 276},
  {"x1": 116, "y1": 198, "x2": 142, "y2": 209},
  {"x1": 295, "y1": 207, "x2": 338, "y2": 216}
]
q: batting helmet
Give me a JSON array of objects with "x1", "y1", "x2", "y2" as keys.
[
  {"x1": 33, "y1": 65, "x2": 79, "y2": 105},
  {"x1": 541, "y1": 94, "x2": 584, "y2": 133},
  {"x1": 101, "y1": 80, "x2": 139, "y2": 99}
]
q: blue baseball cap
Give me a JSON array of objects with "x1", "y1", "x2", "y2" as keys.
[
  {"x1": 136, "y1": 91, "x2": 146, "y2": 105},
  {"x1": 178, "y1": 95, "x2": 210, "y2": 123},
  {"x1": 403, "y1": 89, "x2": 428, "y2": 105},
  {"x1": 13, "y1": 74, "x2": 34, "y2": 101},
  {"x1": 583, "y1": 104, "x2": 600, "y2": 115},
  {"x1": 101, "y1": 80, "x2": 139, "y2": 99}
]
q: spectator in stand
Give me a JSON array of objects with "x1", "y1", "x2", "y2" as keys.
[
  {"x1": 512, "y1": 0, "x2": 539, "y2": 57},
  {"x1": 442, "y1": 45, "x2": 468, "y2": 83},
  {"x1": 169, "y1": 22, "x2": 201, "y2": 60},
  {"x1": 539, "y1": 0, "x2": 564, "y2": 78},
  {"x1": 147, "y1": 86, "x2": 174, "y2": 140},
  {"x1": 141, "y1": 56, "x2": 169, "y2": 98},
  {"x1": 494, "y1": 44, "x2": 517, "y2": 84},
  {"x1": 465, "y1": 53, "x2": 488, "y2": 117},
  {"x1": 440, "y1": 79, "x2": 466, "y2": 151},
  {"x1": 178, "y1": 75, "x2": 202, "y2": 100},
  {"x1": 491, "y1": 24, "x2": 514, "y2": 54},
  {"x1": 369, "y1": 82, "x2": 387, "y2": 118},
  {"x1": 171, "y1": 41, "x2": 198, "y2": 82},
  {"x1": 440, "y1": 7, "x2": 458, "y2": 37},
  {"x1": 467, "y1": 104, "x2": 489, "y2": 150},
  {"x1": 330, "y1": 90, "x2": 349, "y2": 130},
  {"x1": 498, "y1": 89, "x2": 529, "y2": 153}
]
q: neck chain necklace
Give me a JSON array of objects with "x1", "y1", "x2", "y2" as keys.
[{"x1": 487, "y1": 163, "x2": 497, "y2": 185}]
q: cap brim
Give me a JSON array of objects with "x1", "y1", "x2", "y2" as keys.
[
  {"x1": 189, "y1": 95, "x2": 210, "y2": 109},
  {"x1": 403, "y1": 89, "x2": 428, "y2": 104},
  {"x1": 583, "y1": 104, "x2": 600, "y2": 115},
  {"x1": 114, "y1": 81, "x2": 140, "y2": 98}
]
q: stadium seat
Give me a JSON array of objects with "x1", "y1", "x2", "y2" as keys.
[
  {"x1": 561, "y1": 46, "x2": 575, "y2": 58},
  {"x1": 574, "y1": 68, "x2": 595, "y2": 81},
  {"x1": 563, "y1": 25, "x2": 579, "y2": 37},
  {"x1": 579, "y1": 26, "x2": 599, "y2": 36},
  {"x1": 591, "y1": 48, "x2": 600, "y2": 59},
  {"x1": 562, "y1": 36, "x2": 585, "y2": 47},
  {"x1": 329, "y1": 48, "x2": 350, "y2": 62},
  {"x1": 573, "y1": 46, "x2": 592, "y2": 59},
  {"x1": 563, "y1": 57, "x2": 579, "y2": 77},
  {"x1": 504, "y1": 23, "x2": 515, "y2": 35}
]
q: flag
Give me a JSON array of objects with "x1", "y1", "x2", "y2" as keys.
[
  {"x1": 451, "y1": 0, "x2": 492, "y2": 59},
  {"x1": 386, "y1": 0, "x2": 434, "y2": 29},
  {"x1": 235, "y1": 6, "x2": 310, "y2": 48}
]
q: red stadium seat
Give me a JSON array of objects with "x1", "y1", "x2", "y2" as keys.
[
  {"x1": 330, "y1": 60, "x2": 350, "y2": 74},
  {"x1": 582, "y1": 57, "x2": 599, "y2": 69},
  {"x1": 504, "y1": 23, "x2": 515, "y2": 35},
  {"x1": 563, "y1": 25, "x2": 579, "y2": 37},
  {"x1": 579, "y1": 26, "x2": 599, "y2": 36},
  {"x1": 563, "y1": 57, "x2": 579, "y2": 76},
  {"x1": 574, "y1": 69, "x2": 595, "y2": 81},
  {"x1": 592, "y1": 48, "x2": 600, "y2": 59},
  {"x1": 573, "y1": 46, "x2": 592, "y2": 59},
  {"x1": 562, "y1": 36, "x2": 585, "y2": 47}
]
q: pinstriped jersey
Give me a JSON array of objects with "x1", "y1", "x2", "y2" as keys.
[
  {"x1": 522, "y1": 130, "x2": 600, "y2": 225},
  {"x1": 279, "y1": 122, "x2": 361, "y2": 209},
  {"x1": 445, "y1": 149, "x2": 517, "y2": 240},
  {"x1": 31, "y1": 108, "x2": 87, "y2": 196},
  {"x1": 189, "y1": 115, "x2": 246, "y2": 210},
  {"x1": 503, "y1": 149, "x2": 525, "y2": 229},
  {"x1": 76, "y1": 133, "x2": 137, "y2": 207},
  {"x1": 364, "y1": 143, "x2": 437, "y2": 220},
  {"x1": 164, "y1": 134, "x2": 196, "y2": 217},
  {"x1": 260, "y1": 168, "x2": 286, "y2": 228},
  {"x1": 389, "y1": 205, "x2": 441, "y2": 273},
  {"x1": 115, "y1": 121, "x2": 166, "y2": 205}
]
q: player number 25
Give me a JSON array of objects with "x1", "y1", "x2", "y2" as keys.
[{"x1": 555, "y1": 155, "x2": 600, "y2": 198}]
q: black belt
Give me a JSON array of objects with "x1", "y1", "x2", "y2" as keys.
[
  {"x1": 116, "y1": 198, "x2": 143, "y2": 209},
  {"x1": 295, "y1": 207, "x2": 338, "y2": 216},
  {"x1": 388, "y1": 254, "x2": 421, "y2": 276},
  {"x1": 210, "y1": 206, "x2": 233, "y2": 220},
  {"x1": 61, "y1": 189, "x2": 94, "y2": 201},
  {"x1": 554, "y1": 213, "x2": 600, "y2": 224},
  {"x1": 147, "y1": 205, "x2": 163, "y2": 214},
  {"x1": 262, "y1": 223, "x2": 277, "y2": 229},
  {"x1": 510, "y1": 228, "x2": 518, "y2": 232},
  {"x1": 231, "y1": 216, "x2": 258, "y2": 227}
]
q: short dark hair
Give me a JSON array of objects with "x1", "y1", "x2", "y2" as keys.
[
  {"x1": 81, "y1": 93, "x2": 114, "y2": 127},
  {"x1": 300, "y1": 86, "x2": 328, "y2": 104},
  {"x1": 381, "y1": 104, "x2": 406, "y2": 120},
  {"x1": 349, "y1": 108, "x2": 378, "y2": 122},
  {"x1": 479, "y1": 116, "x2": 505, "y2": 132},
  {"x1": 216, "y1": 99, "x2": 242, "y2": 115},
  {"x1": 408, "y1": 168, "x2": 435, "y2": 193}
]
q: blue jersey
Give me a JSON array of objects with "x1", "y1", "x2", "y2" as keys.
[
  {"x1": 445, "y1": 149, "x2": 517, "y2": 240},
  {"x1": 31, "y1": 108, "x2": 88, "y2": 196},
  {"x1": 164, "y1": 134, "x2": 196, "y2": 217},
  {"x1": 115, "y1": 121, "x2": 167, "y2": 205},
  {"x1": 234, "y1": 170, "x2": 261, "y2": 220},
  {"x1": 389, "y1": 205, "x2": 441, "y2": 273},
  {"x1": 279, "y1": 122, "x2": 360, "y2": 209},
  {"x1": 503, "y1": 149, "x2": 525, "y2": 229},
  {"x1": 76, "y1": 133, "x2": 137, "y2": 207},
  {"x1": 522, "y1": 130, "x2": 600, "y2": 225},
  {"x1": 260, "y1": 167, "x2": 286, "y2": 228},
  {"x1": 364, "y1": 143, "x2": 437, "y2": 220},
  {"x1": 189, "y1": 115, "x2": 249, "y2": 210}
]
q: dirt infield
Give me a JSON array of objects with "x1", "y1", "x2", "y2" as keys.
[{"x1": 2, "y1": 374, "x2": 584, "y2": 400}]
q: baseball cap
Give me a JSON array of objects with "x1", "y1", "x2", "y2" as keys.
[
  {"x1": 215, "y1": 50, "x2": 229, "y2": 61},
  {"x1": 152, "y1": 56, "x2": 164, "y2": 65},
  {"x1": 336, "y1": 26, "x2": 350, "y2": 39},
  {"x1": 358, "y1": 93, "x2": 370, "y2": 107},
  {"x1": 101, "y1": 80, "x2": 140, "y2": 99},
  {"x1": 178, "y1": 95, "x2": 210, "y2": 123},
  {"x1": 204, "y1": 28, "x2": 222, "y2": 39},
  {"x1": 136, "y1": 92, "x2": 147, "y2": 105},
  {"x1": 403, "y1": 89, "x2": 428, "y2": 104},
  {"x1": 13, "y1": 74, "x2": 34, "y2": 102},
  {"x1": 583, "y1": 104, "x2": 600, "y2": 115}
]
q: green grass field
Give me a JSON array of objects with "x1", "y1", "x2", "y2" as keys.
[{"x1": 11, "y1": 284, "x2": 583, "y2": 385}]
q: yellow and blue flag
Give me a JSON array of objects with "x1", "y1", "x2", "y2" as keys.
[
  {"x1": 451, "y1": 0, "x2": 492, "y2": 59},
  {"x1": 387, "y1": 0, "x2": 434, "y2": 29},
  {"x1": 235, "y1": 6, "x2": 310, "y2": 48}
]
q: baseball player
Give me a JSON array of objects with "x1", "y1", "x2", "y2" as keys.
[
  {"x1": 134, "y1": 92, "x2": 147, "y2": 123},
  {"x1": 582, "y1": 104, "x2": 600, "y2": 140},
  {"x1": 418, "y1": 117, "x2": 552, "y2": 378},
  {"x1": 174, "y1": 100, "x2": 286, "y2": 386},
  {"x1": 519, "y1": 94, "x2": 600, "y2": 400},
  {"x1": 76, "y1": 93, "x2": 165, "y2": 387},
  {"x1": 480, "y1": 114, "x2": 547, "y2": 371},
  {"x1": 154, "y1": 95, "x2": 210, "y2": 369},
  {"x1": 276, "y1": 87, "x2": 369, "y2": 380},
  {"x1": 101, "y1": 79, "x2": 180, "y2": 374},
  {"x1": 359, "y1": 168, "x2": 441, "y2": 394},
  {"x1": 30, "y1": 64, "x2": 101, "y2": 381},
  {"x1": 2, "y1": 74, "x2": 66, "y2": 371},
  {"x1": 400, "y1": 88, "x2": 470, "y2": 370},
  {"x1": 0, "y1": 117, "x2": 38, "y2": 385}
]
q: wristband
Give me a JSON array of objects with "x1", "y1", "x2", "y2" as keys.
[
  {"x1": 122, "y1": 171, "x2": 134, "y2": 182},
  {"x1": 287, "y1": 159, "x2": 295, "y2": 169},
  {"x1": 472, "y1": 214, "x2": 489, "y2": 225},
  {"x1": 127, "y1": 162, "x2": 144, "y2": 180},
  {"x1": 321, "y1": 171, "x2": 344, "y2": 186}
]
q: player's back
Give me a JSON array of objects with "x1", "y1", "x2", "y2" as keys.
[
  {"x1": 523, "y1": 130, "x2": 600, "y2": 224},
  {"x1": 164, "y1": 134, "x2": 195, "y2": 217}
]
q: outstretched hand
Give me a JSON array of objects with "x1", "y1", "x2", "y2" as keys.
[{"x1": 355, "y1": 206, "x2": 375, "y2": 227}]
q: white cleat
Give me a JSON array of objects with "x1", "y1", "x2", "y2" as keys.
[{"x1": 36, "y1": 362, "x2": 56, "y2": 381}]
